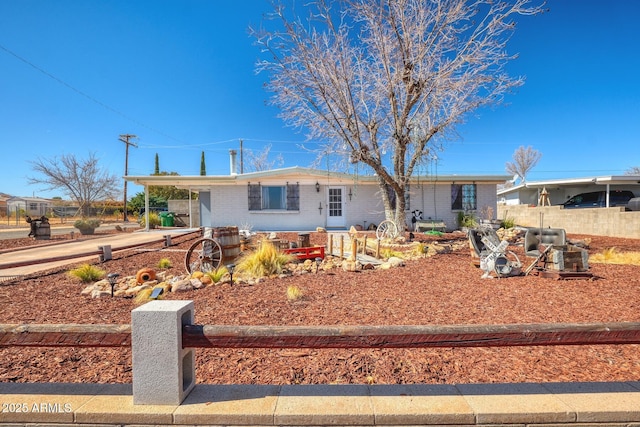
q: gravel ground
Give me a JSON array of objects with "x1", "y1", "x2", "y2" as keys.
[{"x1": 1, "y1": 229, "x2": 639, "y2": 385}]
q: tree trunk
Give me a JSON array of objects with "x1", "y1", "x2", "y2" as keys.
[{"x1": 377, "y1": 177, "x2": 408, "y2": 234}]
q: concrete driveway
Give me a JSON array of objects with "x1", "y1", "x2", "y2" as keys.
[{"x1": 0, "y1": 228, "x2": 198, "y2": 279}]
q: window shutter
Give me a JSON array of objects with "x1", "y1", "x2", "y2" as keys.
[
  {"x1": 248, "y1": 183, "x2": 261, "y2": 211},
  {"x1": 287, "y1": 182, "x2": 299, "y2": 211}
]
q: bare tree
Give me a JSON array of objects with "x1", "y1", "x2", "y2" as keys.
[
  {"x1": 252, "y1": 0, "x2": 543, "y2": 229},
  {"x1": 28, "y1": 152, "x2": 119, "y2": 216},
  {"x1": 244, "y1": 144, "x2": 284, "y2": 172},
  {"x1": 505, "y1": 145, "x2": 542, "y2": 183},
  {"x1": 625, "y1": 166, "x2": 640, "y2": 175}
]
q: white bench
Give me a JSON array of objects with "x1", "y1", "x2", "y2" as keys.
[{"x1": 415, "y1": 219, "x2": 446, "y2": 232}]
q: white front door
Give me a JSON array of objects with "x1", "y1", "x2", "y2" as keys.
[{"x1": 326, "y1": 186, "x2": 346, "y2": 228}]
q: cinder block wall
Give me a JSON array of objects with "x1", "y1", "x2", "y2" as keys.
[
  {"x1": 497, "y1": 204, "x2": 640, "y2": 239},
  {"x1": 167, "y1": 200, "x2": 200, "y2": 227}
]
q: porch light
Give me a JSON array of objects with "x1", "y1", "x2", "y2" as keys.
[{"x1": 315, "y1": 182, "x2": 320, "y2": 192}]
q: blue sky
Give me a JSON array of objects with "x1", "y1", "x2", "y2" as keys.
[{"x1": 1, "y1": 0, "x2": 639, "y2": 199}]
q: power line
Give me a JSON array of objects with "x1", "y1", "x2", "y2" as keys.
[{"x1": 0, "y1": 43, "x2": 184, "y2": 144}]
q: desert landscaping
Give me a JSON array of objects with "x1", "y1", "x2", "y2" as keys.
[{"x1": 1, "y1": 225, "x2": 640, "y2": 386}]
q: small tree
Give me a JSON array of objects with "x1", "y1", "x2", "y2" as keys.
[
  {"x1": 28, "y1": 152, "x2": 119, "y2": 217},
  {"x1": 505, "y1": 145, "x2": 542, "y2": 183},
  {"x1": 625, "y1": 166, "x2": 640, "y2": 175},
  {"x1": 128, "y1": 192, "x2": 168, "y2": 214},
  {"x1": 149, "y1": 155, "x2": 192, "y2": 201},
  {"x1": 200, "y1": 151, "x2": 207, "y2": 176}
]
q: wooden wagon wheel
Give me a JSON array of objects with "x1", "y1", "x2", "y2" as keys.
[
  {"x1": 376, "y1": 219, "x2": 398, "y2": 240},
  {"x1": 184, "y1": 238, "x2": 223, "y2": 274}
]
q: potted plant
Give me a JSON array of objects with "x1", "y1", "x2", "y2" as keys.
[
  {"x1": 74, "y1": 218, "x2": 101, "y2": 235},
  {"x1": 457, "y1": 211, "x2": 477, "y2": 232}
]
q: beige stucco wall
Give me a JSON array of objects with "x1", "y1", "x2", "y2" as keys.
[{"x1": 498, "y1": 204, "x2": 640, "y2": 239}]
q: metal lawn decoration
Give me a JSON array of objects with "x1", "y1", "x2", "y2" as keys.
[{"x1": 473, "y1": 227, "x2": 522, "y2": 279}]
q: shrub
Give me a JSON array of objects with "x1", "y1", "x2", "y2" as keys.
[
  {"x1": 134, "y1": 287, "x2": 165, "y2": 305},
  {"x1": 236, "y1": 240, "x2": 295, "y2": 278},
  {"x1": 500, "y1": 217, "x2": 516, "y2": 229},
  {"x1": 139, "y1": 212, "x2": 161, "y2": 229},
  {"x1": 380, "y1": 248, "x2": 404, "y2": 259},
  {"x1": 287, "y1": 285, "x2": 304, "y2": 301},
  {"x1": 68, "y1": 263, "x2": 105, "y2": 283},
  {"x1": 204, "y1": 266, "x2": 229, "y2": 284},
  {"x1": 456, "y1": 211, "x2": 477, "y2": 228},
  {"x1": 74, "y1": 219, "x2": 101, "y2": 235},
  {"x1": 157, "y1": 258, "x2": 172, "y2": 269},
  {"x1": 412, "y1": 242, "x2": 429, "y2": 256}
]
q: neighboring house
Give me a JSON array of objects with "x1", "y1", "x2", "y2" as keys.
[
  {"x1": 7, "y1": 196, "x2": 52, "y2": 218},
  {"x1": 126, "y1": 154, "x2": 509, "y2": 232},
  {"x1": 0, "y1": 193, "x2": 10, "y2": 216},
  {"x1": 498, "y1": 175, "x2": 640, "y2": 207}
]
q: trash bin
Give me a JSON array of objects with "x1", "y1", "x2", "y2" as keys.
[{"x1": 159, "y1": 212, "x2": 174, "y2": 227}]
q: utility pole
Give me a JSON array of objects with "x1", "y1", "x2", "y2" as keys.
[{"x1": 119, "y1": 134, "x2": 137, "y2": 222}]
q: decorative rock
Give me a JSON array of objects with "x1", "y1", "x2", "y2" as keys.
[
  {"x1": 91, "y1": 289, "x2": 112, "y2": 298},
  {"x1": 171, "y1": 279, "x2": 193, "y2": 292},
  {"x1": 81, "y1": 285, "x2": 96, "y2": 296},
  {"x1": 387, "y1": 257, "x2": 405, "y2": 267},
  {"x1": 342, "y1": 259, "x2": 361, "y2": 272},
  {"x1": 191, "y1": 278, "x2": 205, "y2": 289}
]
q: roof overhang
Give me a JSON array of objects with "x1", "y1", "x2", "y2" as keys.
[
  {"x1": 125, "y1": 167, "x2": 511, "y2": 191},
  {"x1": 498, "y1": 175, "x2": 640, "y2": 196}
]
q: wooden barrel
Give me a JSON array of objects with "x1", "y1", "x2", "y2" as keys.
[
  {"x1": 213, "y1": 227, "x2": 241, "y2": 263},
  {"x1": 34, "y1": 221, "x2": 51, "y2": 240}
]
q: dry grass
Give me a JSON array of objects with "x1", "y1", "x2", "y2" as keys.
[
  {"x1": 286, "y1": 285, "x2": 304, "y2": 302},
  {"x1": 589, "y1": 247, "x2": 640, "y2": 265}
]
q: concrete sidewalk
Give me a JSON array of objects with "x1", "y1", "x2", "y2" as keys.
[
  {"x1": 0, "y1": 228, "x2": 198, "y2": 278},
  {"x1": 1, "y1": 381, "x2": 640, "y2": 425}
]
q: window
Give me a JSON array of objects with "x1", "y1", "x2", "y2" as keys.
[
  {"x1": 451, "y1": 184, "x2": 476, "y2": 211},
  {"x1": 262, "y1": 186, "x2": 285, "y2": 209},
  {"x1": 248, "y1": 183, "x2": 299, "y2": 211}
]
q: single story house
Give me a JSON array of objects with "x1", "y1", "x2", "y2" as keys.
[
  {"x1": 497, "y1": 175, "x2": 640, "y2": 207},
  {"x1": 0, "y1": 193, "x2": 10, "y2": 216},
  {"x1": 7, "y1": 196, "x2": 53, "y2": 218},
  {"x1": 126, "y1": 153, "x2": 510, "y2": 232}
]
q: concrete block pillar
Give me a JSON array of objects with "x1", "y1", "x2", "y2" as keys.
[{"x1": 132, "y1": 300, "x2": 195, "y2": 405}]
